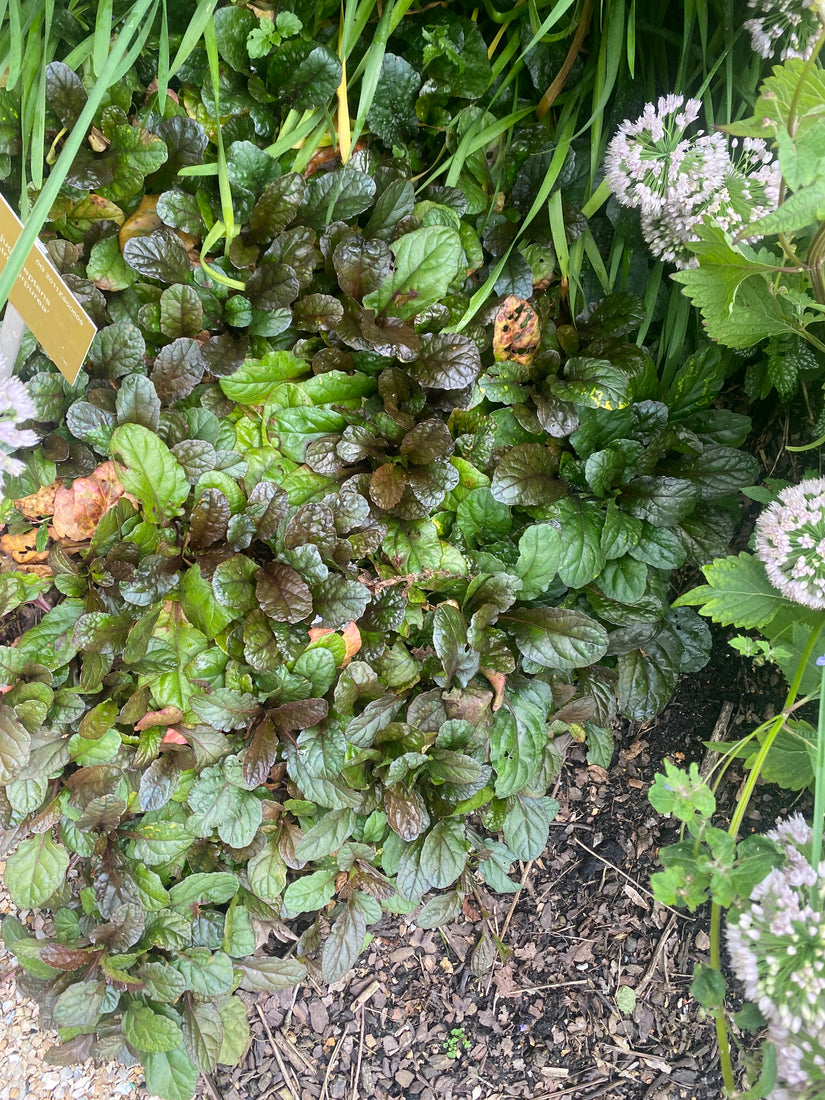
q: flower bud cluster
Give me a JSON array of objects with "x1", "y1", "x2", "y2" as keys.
[
  {"x1": 727, "y1": 815, "x2": 825, "y2": 1095},
  {"x1": 744, "y1": 0, "x2": 823, "y2": 61},
  {"x1": 605, "y1": 96, "x2": 780, "y2": 268},
  {"x1": 755, "y1": 477, "x2": 825, "y2": 610},
  {"x1": 0, "y1": 377, "x2": 37, "y2": 490}
]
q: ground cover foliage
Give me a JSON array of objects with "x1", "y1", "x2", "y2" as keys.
[{"x1": 0, "y1": 2, "x2": 782, "y2": 1097}]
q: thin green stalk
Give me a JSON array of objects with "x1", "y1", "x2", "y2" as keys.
[
  {"x1": 202, "y1": 19, "x2": 235, "y2": 252},
  {"x1": 811, "y1": 657, "x2": 825, "y2": 906},
  {"x1": 0, "y1": 0, "x2": 159, "y2": 313},
  {"x1": 708, "y1": 620, "x2": 825, "y2": 1092}
]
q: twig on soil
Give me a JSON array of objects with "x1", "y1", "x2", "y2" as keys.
[
  {"x1": 199, "y1": 1072, "x2": 224, "y2": 1100},
  {"x1": 255, "y1": 1004, "x2": 301, "y2": 1100},
  {"x1": 496, "y1": 977, "x2": 590, "y2": 996},
  {"x1": 699, "y1": 701, "x2": 735, "y2": 781},
  {"x1": 570, "y1": 837, "x2": 694, "y2": 919},
  {"x1": 635, "y1": 913, "x2": 678, "y2": 998},
  {"x1": 533, "y1": 1076, "x2": 620, "y2": 1098},
  {"x1": 602, "y1": 1042, "x2": 671, "y2": 1071},
  {"x1": 319, "y1": 1030, "x2": 347, "y2": 1100},
  {"x1": 351, "y1": 1005, "x2": 366, "y2": 1100}
]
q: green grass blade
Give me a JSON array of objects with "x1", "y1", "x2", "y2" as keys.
[
  {"x1": 167, "y1": 0, "x2": 219, "y2": 79},
  {"x1": 92, "y1": 0, "x2": 113, "y2": 78},
  {"x1": 28, "y1": 0, "x2": 54, "y2": 194},
  {"x1": 155, "y1": 0, "x2": 170, "y2": 114},
  {"x1": 202, "y1": 18, "x2": 234, "y2": 249},
  {"x1": 265, "y1": 111, "x2": 325, "y2": 159},
  {"x1": 637, "y1": 260, "x2": 663, "y2": 347},
  {"x1": 7, "y1": 0, "x2": 22, "y2": 88},
  {"x1": 350, "y1": 0, "x2": 416, "y2": 149},
  {"x1": 451, "y1": 108, "x2": 578, "y2": 332},
  {"x1": 626, "y1": 0, "x2": 636, "y2": 78},
  {"x1": 0, "y1": 0, "x2": 159, "y2": 312},
  {"x1": 444, "y1": 106, "x2": 534, "y2": 188}
]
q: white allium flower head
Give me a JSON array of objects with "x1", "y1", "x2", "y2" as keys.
[
  {"x1": 604, "y1": 96, "x2": 729, "y2": 216},
  {"x1": 0, "y1": 375, "x2": 37, "y2": 493},
  {"x1": 727, "y1": 815, "x2": 825, "y2": 1095},
  {"x1": 755, "y1": 478, "x2": 825, "y2": 609},
  {"x1": 744, "y1": 0, "x2": 823, "y2": 60}
]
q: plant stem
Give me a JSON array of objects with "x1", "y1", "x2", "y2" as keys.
[
  {"x1": 708, "y1": 619, "x2": 825, "y2": 1092},
  {"x1": 811, "y1": 657, "x2": 825, "y2": 908}
]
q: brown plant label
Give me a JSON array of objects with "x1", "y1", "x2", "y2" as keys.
[{"x1": 0, "y1": 193, "x2": 96, "y2": 383}]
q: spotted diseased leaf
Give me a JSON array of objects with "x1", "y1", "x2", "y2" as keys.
[
  {"x1": 491, "y1": 444, "x2": 564, "y2": 507},
  {"x1": 256, "y1": 563, "x2": 313, "y2": 623},
  {"x1": 548, "y1": 358, "x2": 631, "y2": 411},
  {"x1": 493, "y1": 297, "x2": 541, "y2": 365},
  {"x1": 411, "y1": 332, "x2": 482, "y2": 390},
  {"x1": 123, "y1": 228, "x2": 192, "y2": 284},
  {"x1": 151, "y1": 338, "x2": 205, "y2": 404},
  {"x1": 321, "y1": 898, "x2": 367, "y2": 984}
]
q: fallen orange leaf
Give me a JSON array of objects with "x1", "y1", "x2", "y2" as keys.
[
  {"x1": 52, "y1": 461, "x2": 135, "y2": 542},
  {"x1": 14, "y1": 483, "x2": 58, "y2": 520}
]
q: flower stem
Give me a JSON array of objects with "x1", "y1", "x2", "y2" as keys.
[
  {"x1": 811, "y1": 657, "x2": 825, "y2": 909},
  {"x1": 708, "y1": 619, "x2": 824, "y2": 1093}
]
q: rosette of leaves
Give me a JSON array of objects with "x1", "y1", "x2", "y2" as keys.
[{"x1": 0, "y1": 148, "x2": 758, "y2": 1097}]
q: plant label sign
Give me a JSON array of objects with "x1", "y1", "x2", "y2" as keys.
[{"x1": 0, "y1": 193, "x2": 96, "y2": 383}]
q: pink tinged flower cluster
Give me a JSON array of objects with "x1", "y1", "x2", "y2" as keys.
[
  {"x1": 0, "y1": 376, "x2": 38, "y2": 489},
  {"x1": 727, "y1": 815, "x2": 825, "y2": 1094},
  {"x1": 755, "y1": 477, "x2": 825, "y2": 610},
  {"x1": 744, "y1": 0, "x2": 824, "y2": 61},
  {"x1": 604, "y1": 96, "x2": 781, "y2": 269}
]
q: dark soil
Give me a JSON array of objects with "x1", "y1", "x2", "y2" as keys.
[{"x1": 212, "y1": 631, "x2": 799, "y2": 1100}]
